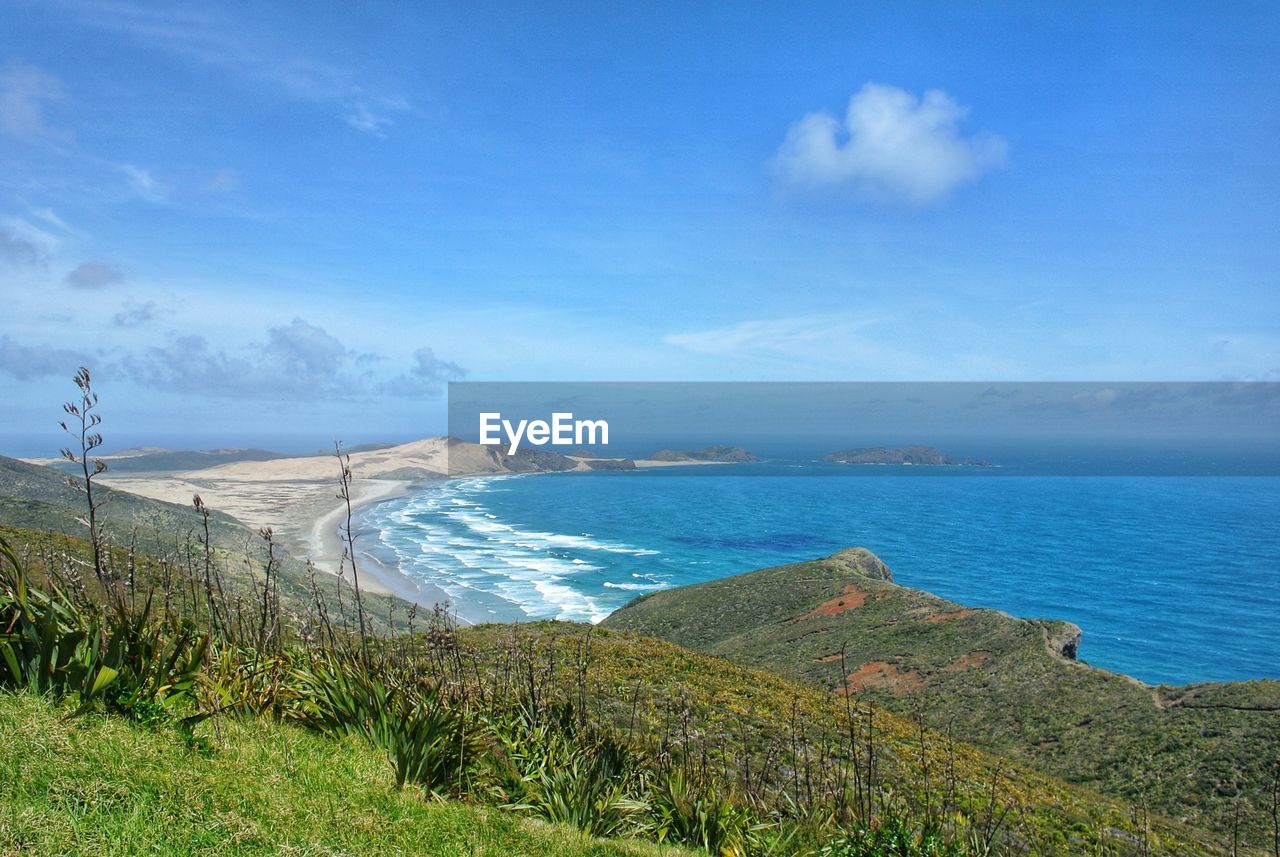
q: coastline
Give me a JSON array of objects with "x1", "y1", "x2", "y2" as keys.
[
  {"x1": 310, "y1": 461, "x2": 739, "y2": 624},
  {"x1": 92, "y1": 445, "x2": 746, "y2": 628}
]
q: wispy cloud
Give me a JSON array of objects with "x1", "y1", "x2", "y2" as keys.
[
  {"x1": 382, "y1": 347, "x2": 467, "y2": 396},
  {"x1": 121, "y1": 164, "x2": 168, "y2": 202},
  {"x1": 0, "y1": 62, "x2": 64, "y2": 139},
  {"x1": 205, "y1": 168, "x2": 240, "y2": 193},
  {"x1": 0, "y1": 335, "x2": 91, "y2": 381},
  {"x1": 30, "y1": 207, "x2": 75, "y2": 233},
  {"x1": 344, "y1": 92, "x2": 412, "y2": 137},
  {"x1": 662, "y1": 313, "x2": 953, "y2": 378},
  {"x1": 774, "y1": 83, "x2": 1006, "y2": 205},
  {"x1": 665, "y1": 316, "x2": 855, "y2": 357},
  {"x1": 66, "y1": 261, "x2": 127, "y2": 289},
  {"x1": 111, "y1": 300, "x2": 157, "y2": 328},
  {"x1": 0, "y1": 219, "x2": 56, "y2": 269},
  {"x1": 68, "y1": 1, "x2": 412, "y2": 136}
]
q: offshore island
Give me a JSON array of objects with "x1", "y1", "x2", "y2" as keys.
[{"x1": 823, "y1": 445, "x2": 992, "y2": 466}]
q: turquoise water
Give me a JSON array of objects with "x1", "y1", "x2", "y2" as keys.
[{"x1": 360, "y1": 465, "x2": 1280, "y2": 685}]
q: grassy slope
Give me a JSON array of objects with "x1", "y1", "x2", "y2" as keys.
[
  {"x1": 601, "y1": 549, "x2": 1280, "y2": 848},
  {"x1": 0, "y1": 693, "x2": 686, "y2": 857}
]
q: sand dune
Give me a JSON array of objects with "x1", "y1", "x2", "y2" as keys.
[{"x1": 95, "y1": 437, "x2": 501, "y2": 593}]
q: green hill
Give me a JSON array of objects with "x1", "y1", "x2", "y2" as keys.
[
  {"x1": 454, "y1": 622, "x2": 1230, "y2": 855},
  {"x1": 3, "y1": 455, "x2": 1270, "y2": 854},
  {"x1": 602, "y1": 548, "x2": 1280, "y2": 850}
]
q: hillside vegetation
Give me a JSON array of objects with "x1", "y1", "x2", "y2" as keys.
[
  {"x1": 0, "y1": 521, "x2": 1238, "y2": 855},
  {"x1": 603, "y1": 548, "x2": 1280, "y2": 851}
]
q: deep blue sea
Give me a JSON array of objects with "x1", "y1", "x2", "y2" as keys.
[{"x1": 360, "y1": 464, "x2": 1280, "y2": 686}]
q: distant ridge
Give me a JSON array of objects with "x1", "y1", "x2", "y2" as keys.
[
  {"x1": 647, "y1": 444, "x2": 758, "y2": 463},
  {"x1": 22, "y1": 447, "x2": 289, "y2": 474}
]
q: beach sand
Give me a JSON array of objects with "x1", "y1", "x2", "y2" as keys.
[{"x1": 93, "y1": 438, "x2": 501, "y2": 621}]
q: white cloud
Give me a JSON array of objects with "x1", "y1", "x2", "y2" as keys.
[
  {"x1": 774, "y1": 83, "x2": 1007, "y2": 205},
  {"x1": 664, "y1": 316, "x2": 846, "y2": 357},
  {"x1": 662, "y1": 313, "x2": 959, "y2": 378},
  {"x1": 206, "y1": 168, "x2": 240, "y2": 192},
  {"x1": 30, "y1": 207, "x2": 75, "y2": 233},
  {"x1": 0, "y1": 63, "x2": 63, "y2": 139},
  {"x1": 118, "y1": 317, "x2": 465, "y2": 400},
  {"x1": 345, "y1": 93, "x2": 412, "y2": 137}
]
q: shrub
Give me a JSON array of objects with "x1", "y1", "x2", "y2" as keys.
[
  {"x1": 294, "y1": 655, "x2": 478, "y2": 795},
  {"x1": 490, "y1": 705, "x2": 647, "y2": 838},
  {"x1": 818, "y1": 815, "x2": 966, "y2": 857},
  {"x1": 0, "y1": 533, "x2": 206, "y2": 725},
  {"x1": 647, "y1": 767, "x2": 753, "y2": 856}
]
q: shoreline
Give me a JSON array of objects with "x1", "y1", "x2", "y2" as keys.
[
  {"x1": 307, "y1": 476, "x2": 489, "y2": 626},
  {"x1": 310, "y1": 462, "x2": 740, "y2": 625}
]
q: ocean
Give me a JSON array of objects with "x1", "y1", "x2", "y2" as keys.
[{"x1": 358, "y1": 463, "x2": 1280, "y2": 686}]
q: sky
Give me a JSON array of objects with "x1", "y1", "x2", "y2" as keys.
[{"x1": 1, "y1": 1, "x2": 1278, "y2": 452}]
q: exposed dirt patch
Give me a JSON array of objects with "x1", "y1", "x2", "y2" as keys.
[
  {"x1": 800, "y1": 584, "x2": 882, "y2": 619},
  {"x1": 840, "y1": 661, "x2": 926, "y2": 695},
  {"x1": 941, "y1": 650, "x2": 992, "y2": 673},
  {"x1": 926, "y1": 609, "x2": 976, "y2": 624}
]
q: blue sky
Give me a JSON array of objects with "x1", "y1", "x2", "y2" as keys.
[{"x1": 1, "y1": 1, "x2": 1277, "y2": 451}]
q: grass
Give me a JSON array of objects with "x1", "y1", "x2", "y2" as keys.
[{"x1": 0, "y1": 692, "x2": 688, "y2": 857}]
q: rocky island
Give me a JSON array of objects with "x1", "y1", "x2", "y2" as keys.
[{"x1": 823, "y1": 445, "x2": 989, "y2": 466}]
